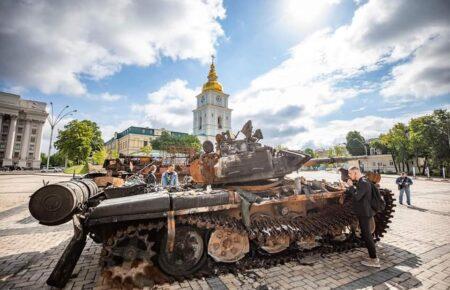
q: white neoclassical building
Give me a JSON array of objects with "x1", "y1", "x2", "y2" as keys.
[
  {"x1": 0, "y1": 92, "x2": 47, "y2": 168},
  {"x1": 193, "y1": 57, "x2": 232, "y2": 145}
]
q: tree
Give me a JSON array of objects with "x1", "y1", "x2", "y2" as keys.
[
  {"x1": 379, "y1": 123, "x2": 411, "y2": 173},
  {"x1": 92, "y1": 147, "x2": 107, "y2": 165},
  {"x1": 54, "y1": 120, "x2": 104, "y2": 164},
  {"x1": 83, "y1": 120, "x2": 103, "y2": 152},
  {"x1": 41, "y1": 153, "x2": 47, "y2": 167},
  {"x1": 304, "y1": 148, "x2": 315, "y2": 157},
  {"x1": 49, "y1": 151, "x2": 66, "y2": 167},
  {"x1": 109, "y1": 149, "x2": 119, "y2": 159},
  {"x1": 409, "y1": 116, "x2": 432, "y2": 173},
  {"x1": 140, "y1": 144, "x2": 153, "y2": 155},
  {"x1": 40, "y1": 152, "x2": 65, "y2": 167},
  {"x1": 414, "y1": 109, "x2": 450, "y2": 175},
  {"x1": 151, "y1": 132, "x2": 201, "y2": 153},
  {"x1": 369, "y1": 139, "x2": 388, "y2": 155},
  {"x1": 345, "y1": 131, "x2": 367, "y2": 156},
  {"x1": 333, "y1": 145, "x2": 348, "y2": 157}
]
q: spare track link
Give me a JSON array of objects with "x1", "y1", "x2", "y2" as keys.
[{"x1": 101, "y1": 188, "x2": 395, "y2": 288}]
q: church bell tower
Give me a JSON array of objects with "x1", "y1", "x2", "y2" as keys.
[{"x1": 193, "y1": 56, "x2": 232, "y2": 144}]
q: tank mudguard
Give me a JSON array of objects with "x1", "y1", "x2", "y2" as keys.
[{"x1": 89, "y1": 192, "x2": 170, "y2": 219}]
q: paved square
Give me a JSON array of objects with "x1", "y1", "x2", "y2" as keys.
[{"x1": 0, "y1": 172, "x2": 449, "y2": 290}]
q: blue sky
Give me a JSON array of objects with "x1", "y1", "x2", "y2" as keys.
[{"x1": 1, "y1": 0, "x2": 449, "y2": 151}]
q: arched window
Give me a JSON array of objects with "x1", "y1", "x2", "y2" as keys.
[
  {"x1": 218, "y1": 116, "x2": 223, "y2": 129},
  {"x1": 199, "y1": 116, "x2": 202, "y2": 130}
]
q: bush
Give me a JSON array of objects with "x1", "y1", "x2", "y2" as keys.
[{"x1": 64, "y1": 164, "x2": 89, "y2": 174}]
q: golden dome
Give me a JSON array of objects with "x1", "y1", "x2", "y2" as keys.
[{"x1": 202, "y1": 56, "x2": 223, "y2": 93}]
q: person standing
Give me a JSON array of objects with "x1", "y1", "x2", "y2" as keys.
[
  {"x1": 161, "y1": 164, "x2": 178, "y2": 188},
  {"x1": 344, "y1": 166, "x2": 380, "y2": 268},
  {"x1": 396, "y1": 172, "x2": 413, "y2": 205}
]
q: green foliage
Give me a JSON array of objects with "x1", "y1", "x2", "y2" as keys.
[
  {"x1": 140, "y1": 144, "x2": 153, "y2": 155},
  {"x1": 151, "y1": 132, "x2": 201, "y2": 152},
  {"x1": 92, "y1": 147, "x2": 107, "y2": 165},
  {"x1": 345, "y1": 131, "x2": 367, "y2": 156},
  {"x1": 54, "y1": 120, "x2": 104, "y2": 164},
  {"x1": 40, "y1": 153, "x2": 47, "y2": 167},
  {"x1": 304, "y1": 148, "x2": 315, "y2": 157},
  {"x1": 40, "y1": 152, "x2": 66, "y2": 167},
  {"x1": 109, "y1": 149, "x2": 119, "y2": 159},
  {"x1": 376, "y1": 109, "x2": 449, "y2": 176},
  {"x1": 369, "y1": 139, "x2": 388, "y2": 154},
  {"x1": 63, "y1": 164, "x2": 89, "y2": 174},
  {"x1": 333, "y1": 145, "x2": 348, "y2": 157}
]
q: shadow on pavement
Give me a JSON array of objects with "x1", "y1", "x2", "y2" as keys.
[
  {"x1": 0, "y1": 236, "x2": 100, "y2": 290},
  {"x1": 0, "y1": 234, "x2": 437, "y2": 290}
]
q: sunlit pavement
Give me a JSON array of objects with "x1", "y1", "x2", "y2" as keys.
[{"x1": 0, "y1": 172, "x2": 449, "y2": 290}]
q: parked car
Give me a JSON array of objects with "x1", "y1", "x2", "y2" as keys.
[{"x1": 41, "y1": 167, "x2": 61, "y2": 173}]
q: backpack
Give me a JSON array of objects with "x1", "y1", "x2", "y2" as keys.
[{"x1": 370, "y1": 182, "x2": 386, "y2": 213}]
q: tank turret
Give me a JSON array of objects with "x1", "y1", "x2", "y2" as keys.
[{"x1": 190, "y1": 120, "x2": 364, "y2": 185}]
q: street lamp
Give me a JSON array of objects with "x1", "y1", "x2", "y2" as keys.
[{"x1": 46, "y1": 102, "x2": 77, "y2": 170}]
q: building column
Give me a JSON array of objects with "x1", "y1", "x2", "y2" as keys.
[
  {"x1": 18, "y1": 119, "x2": 31, "y2": 167},
  {"x1": 32, "y1": 121, "x2": 44, "y2": 169},
  {"x1": 3, "y1": 115, "x2": 18, "y2": 166},
  {"x1": 0, "y1": 114, "x2": 3, "y2": 134}
]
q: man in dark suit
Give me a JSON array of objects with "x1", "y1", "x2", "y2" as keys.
[{"x1": 345, "y1": 166, "x2": 380, "y2": 268}]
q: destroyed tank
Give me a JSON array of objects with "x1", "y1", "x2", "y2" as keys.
[{"x1": 28, "y1": 120, "x2": 395, "y2": 289}]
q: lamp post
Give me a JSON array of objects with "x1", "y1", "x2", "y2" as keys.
[{"x1": 46, "y1": 103, "x2": 77, "y2": 170}]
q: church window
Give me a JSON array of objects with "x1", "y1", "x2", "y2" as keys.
[
  {"x1": 199, "y1": 117, "x2": 202, "y2": 130},
  {"x1": 218, "y1": 116, "x2": 223, "y2": 129}
]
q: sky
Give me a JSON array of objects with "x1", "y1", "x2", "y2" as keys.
[{"x1": 0, "y1": 0, "x2": 449, "y2": 152}]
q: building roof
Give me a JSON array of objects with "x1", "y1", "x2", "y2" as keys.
[
  {"x1": 202, "y1": 56, "x2": 223, "y2": 93},
  {"x1": 105, "y1": 126, "x2": 188, "y2": 144}
]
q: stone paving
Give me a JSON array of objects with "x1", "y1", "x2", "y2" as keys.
[{"x1": 0, "y1": 172, "x2": 449, "y2": 290}]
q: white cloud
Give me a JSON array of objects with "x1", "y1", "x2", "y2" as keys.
[
  {"x1": 280, "y1": 0, "x2": 342, "y2": 32},
  {"x1": 230, "y1": 0, "x2": 450, "y2": 147},
  {"x1": 88, "y1": 92, "x2": 124, "y2": 102},
  {"x1": 381, "y1": 34, "x2": 450, "y2": 101},
  {"x1": 0, "y1": 0, "x2": 225, "y2": 95},
  {"x1": 129, "y1": 79, "x2": 199, "y2": 134},
  {"x1": 100, "y1": 78, "x2": 198, "y2": 141}
]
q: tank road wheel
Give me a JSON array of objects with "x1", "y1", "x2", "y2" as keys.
[
  {"x1": 102, "y1": 226, "x2": 156, "y2": 288},
  {"x1": 260, "y1": 234, "x2": 290, "y2": 254},
  {"x1": 158, "y1": 226, "x2": 207, "y2": 277},
  {"x1": 208, "y1": 228, "x2": 250, "y2": 262}
]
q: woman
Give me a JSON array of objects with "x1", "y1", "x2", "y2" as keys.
[{"x1": 146, "y1": 165, "x2": 157, "y2": 187}]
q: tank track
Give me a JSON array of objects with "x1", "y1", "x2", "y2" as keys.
[{"x1": 100, "y1": 189, "x2": 395, "y2": 288}]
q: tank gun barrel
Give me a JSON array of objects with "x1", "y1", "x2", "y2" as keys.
[
  {"x1": 302, "y1": 155, "x2": 367, "y2": 167},
  {"x1": 29, "y1": 179, "x2": 98, "y2": 226}
]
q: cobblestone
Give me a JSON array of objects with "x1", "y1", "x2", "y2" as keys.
[{"x1": 0, "y1": 173, "x2": 449, "y2": 289}]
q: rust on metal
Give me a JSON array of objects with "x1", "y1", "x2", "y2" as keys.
[
  {"x1": 167, "y1": 211, "x2": 176, "y2": 253},
  {"x1": 207, "y1": 228, "x2": 249, "y2": 262}
]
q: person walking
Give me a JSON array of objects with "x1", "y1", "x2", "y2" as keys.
[
  {"x1": 396, "y1": 172, "x2": 413, "y2": 206},
  {"x1": 161, "y1": 164, "x2": 178, "y2": 188},
  {"x1": 344, "y1": 166, "x2": 380, "y2": 268}
]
